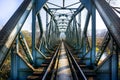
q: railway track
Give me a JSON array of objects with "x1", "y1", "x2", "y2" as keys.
[{"x1": 27, "y1": 42, "x2": 89, "y2": 80}]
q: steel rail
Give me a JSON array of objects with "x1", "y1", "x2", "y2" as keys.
[
  {"x1": 50, "y1": 50, "x2": 60, "y2": 80},
  {"x1": 42, "y1": 44, "x2": 61, "y2": 80},
  {"x1": 64, "y1": 43, "x2": 87, "y2": 80},
  {"x1": 66, "y1": 47, "x2": 79, "y2": 80}
]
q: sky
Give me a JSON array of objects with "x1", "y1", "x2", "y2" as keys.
[
  {"x1": 0, "y1": 0, "x2": 23, "y2": 29},
  {"x1": 0, "y1": 0, "x2": 120, "y2": 31}
]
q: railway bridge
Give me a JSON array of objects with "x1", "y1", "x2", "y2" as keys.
[{"x1": 0, "y1": 0, "x2": 120, "y2": 80}]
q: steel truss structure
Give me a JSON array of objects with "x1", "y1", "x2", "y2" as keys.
[{"x1": 0, "y1": 0, "x2": 120, "y2": 80}]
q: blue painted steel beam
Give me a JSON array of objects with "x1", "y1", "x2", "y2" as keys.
[
  {"x1": 47, "y1": 2, "x2": 62, "y2": 8},
  {"x1": 95, "y1": 32, "x2": 110, "y2": 64},
  {"x1": 0, "y1": 0, "x2": 32, "y2": 68},
  {"x1": 68, "y1": 4, "x2": 84, "y2": 25},
  {"x1": 78, "y1": 13, "x2": 81, "y2": 48},
  {"x1": 43, "y1": 4, "x2": 52, "y2": 16},
  {"x1": 91, "y1": 4, "x2": 96, "y2": 65},
  {"x1": 32, "y1": 0, "x2": 48, "y2": 66},
  {"x1": 80, "y1": 0, "x2": 92, "y2": 13},
  {"x1": 37, "y1": 13, "x2": 43, "y2": 38},
  {"x1": 19, "y1": 32, "x2": 33, "y2": 64},
  {"x1": 46, "y1": 12, "x2": 49, "y2": 43},
  {"x1": 11, "y1": 38, "x2": 33, "y2": 80},
  {"x1": 111, "y1": 53, "x2": 118, "y2": 80},
  {"x1": 37, "y1": 13, "x2": 43, "y2": 48},
  {"x1": 35, "y1": 0, "x2": 48, "y2": 14},
  {"x1": 81, "y1": 12, "x2": 91, "y2": 56},
  {"x1": 49, "y1": 8, "x2": 77, "y2": 10},
  {"x1": 110, "y1": 40, "x2": 118, "y2": 80},
  {"x1": 63, "y1": 0, "x2": 65, "y2": 8},
  {"x1": 95, "y1": 54, "x2": 112, "y2": 80},
  {"x1": 32, "y1": 4, "x2": 37, "y2": 64},
  {"x1": 74, "y1": 18, "x2": 80, "y2": 49},
  {"x1": 43, "y1": 4, "x2": 58, "y2": 26},
  {"x1": 65, "y1": 2, "x2": 80, "y2": 8},
  {"x1": 93, "y1": 0, "x2": 120, "y2": 48},
  {"x1": 95, "y1": 51, "x2": 118, "y2": 80},
  {"x1": 11, "y1": 38, "x2": 19, "y2": 80}
]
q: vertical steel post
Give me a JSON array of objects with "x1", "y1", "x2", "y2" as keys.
[
  {"x1": 32, "y1": 2, "x2": 36, "y2": 64},
  {"x1": 73, "y1": 20, "x2": 75, "y2": 47},
  {"x1": 11, "y1": 38, "x2": 19, "y2": 80},
  {"x1": 46, "y1": 12, "x2": 48, "y2": 39},
  {"x1": 74, "y1": 18, "x2": 79, "y2": 49},
  {"x1": 63, "y1": 0, "x2": 65, "y2": 8},
  {"x1": 49, "y1": 19, "x2": 53, "y2": 48},
  {"x1": 37, "y1": 13, "x2": 43, "y2": 39},
  {"x1": 111, "y1": 52, "x2": 118, "y2": 80},
  {"x1": 78, "y1": 13, "x2": 81, "y2": 48},
  {"x1": 111, "y1": 41, "x2": 118, "y2": 80},
  {"x1": 91, "y1": 4, "x2": 96, "y2": 65},
  {"x1": 81, "y1": 12, "x2": 90, "y2": 56},
  {"x1": 72, "y1": 20, "x2": 76, "y2": 47},
  {"x1": 11, "y1": 38, "x2": 33, "y2": 79}
]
